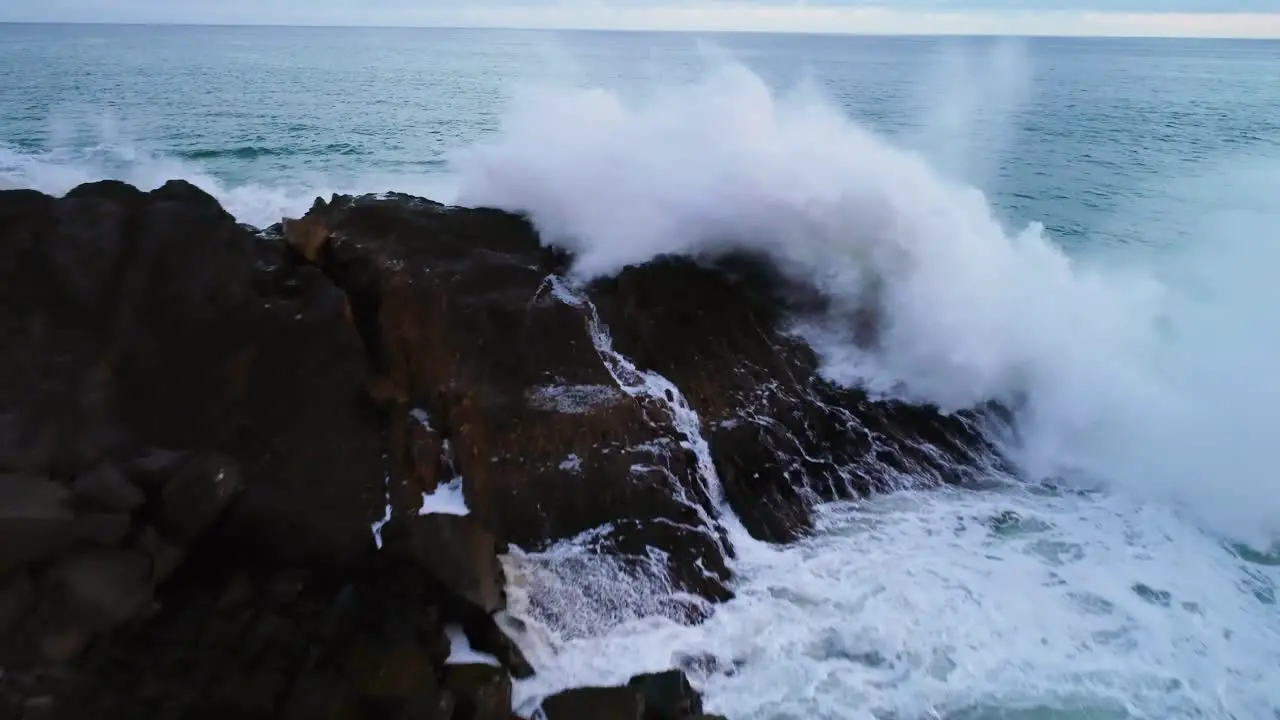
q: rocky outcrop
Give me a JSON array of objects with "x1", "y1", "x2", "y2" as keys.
[
  {"x1": 538, "y1": 670, "x2": 724, "y2": 720},
  {"x1": 589, "y1": 254, "x2": 998, "y2": 543},
  {"x1": 0, "y1": 180, "x2": 999, "y2": 719},
  {"x1": 0, "y1": 180, "x2": 393, "y2": 718}
]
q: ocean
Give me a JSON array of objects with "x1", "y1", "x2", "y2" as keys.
[{"x1": 3, "y1": 23, "x2": 1279, "y2": 720}]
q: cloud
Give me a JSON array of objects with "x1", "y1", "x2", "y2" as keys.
[{"x1": 3, "y1": 0, "x2": 1279, "y2": 38}]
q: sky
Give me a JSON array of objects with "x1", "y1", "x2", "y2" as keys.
[{"x1": 3, "y1": 0, "x2": 1280, "y2": 38}]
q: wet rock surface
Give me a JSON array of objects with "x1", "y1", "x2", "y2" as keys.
[{"x1": 0, "y1": 181, "x2": 999, "y2": 718}]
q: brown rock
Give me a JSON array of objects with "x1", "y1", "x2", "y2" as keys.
[
  {"x1": 289, "y1": 194, "x2": 734, "y2": 602},
  {"x1": 442, "y1": 664, "x2": 511, "y2": 720},
  {"x1": 346, "y1": 635, "x2": 438, "y2": 704},
  {"x1": 283, "y1": 212, "x2": 332, "y2": 264},
  {"x1": 0, "y1": 474, "x2": 75, "y2": 574},
  {"x1": 386, "y1": 514, "x2": 505, "y2": 614},
  {"x1": 540, "y1": 686, "x2": 645, "y2": 720},
  {"x1": 367, "y1": 376, "x2": 406, "y2": 409}
]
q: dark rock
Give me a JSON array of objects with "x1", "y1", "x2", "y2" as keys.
[
  {"x1": 396, "y1": 686, "x2": 456, "y2": 720},
  {"x1": 462, "y1": 616, "x2": 534, "y2": 679},
  {"x1": 73, "y1": 513, "x2": 133, "y2": 546},
  {"x1": 586, "y1": 253, "x2": 999, "y2": 543},
  {"x1": 117, "y1": 448, "x2": 188, "y2": 491},
  {"x1": 0, "y1": 475, "x2": 75, "y2": 574},
  {"x1": 346, "y1": 635, "x2": 441, "y2": 712},
  {"x1": 133, "y1": 526, "x2": 185, "y2": 585},
  {"x1": 45, "y1": 549, "x2": 154, "y2": 631},
  {"x1": 158, "y1": 452, "x2": 243, "y2": 542},
  {"x1": 23, "y1": 694, "x2": 57, "y2": 718},
  {"x1": 38, "y1": 623, "x2": 89, "y2": 663},
  {"x1": 385, "y1": 514, "x2": 505, "y2": 614},
  {"x1": 0, "y1": 180, "x2": 388, "y2": 575},
  {"x1": 0, "y1": 182, "x2": 1005, "y2": 720},
  {"x1": 0, "y1": 570, "x2": 34, "y2": 632},
  {"x1": 442, "y1": 664, "x2": 511, "y2": 720},
  {"x1": 215, "y1": 572, "x2": 257, "y2": 612},
  {"x1": 627, "y1": 670, "x2": 702, "y2": 719},
  {"x1": 540, "y1": 686, "x2": 645, "y2": 720},
  {"x1": 279, "y1": 672, "x2": 363, "y2": 720},
  {"x1": 70, "y1": 463, "x2": 144, "y2": 513}
]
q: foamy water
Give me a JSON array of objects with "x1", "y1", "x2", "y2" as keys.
[
  {"x1": 4, "y1": 35, "x2": 1279, "y2": 718},
  {"x1": 504, "y1": 488, "x2": 1280, "y2": 719}
]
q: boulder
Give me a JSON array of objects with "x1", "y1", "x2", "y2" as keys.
[
  {"x1": 346, "y1": 635, "x2": 439, "y2": 707},
  {"x1": 157, "y1": 452, "x2": 242, "y2": 542},
  {"x1": 627, "y1": 670, "x2": 703, "y2": 719},
  {"x1": 385, "y1": 514, "x2": 505, "y2": 615},
  {"x1": 540, "y1": 686, "x2": 646, "y2": 720},
  {"x1": 70, "y1": 463, "x2": 144, "y2": 513},
  {"x1": 461, "y1": 615, "x2": 534, "y2": 680},
  {"x1": 442, "y1": 664, "x2": 511, "y2": 720},
  {"x1": 0, "y1": 475, "x2": 76, "y2": 574},
  {"x1": 45, "y1": 549, "x2": 154, "y2": 631}
]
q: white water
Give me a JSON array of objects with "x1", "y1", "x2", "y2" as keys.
[
  {"x1": 5, "y1": 58, "x2": 1280, "y2": 719},
  {"x1": 444, "y1": 61, "x2": 1280, "y2": 717},
  {"x1": 506, "y1": 489, "x2": 1280, "y2": 719},
  {"x1": 448, "y1": 61, "x2": 1280, "y2": 547}
]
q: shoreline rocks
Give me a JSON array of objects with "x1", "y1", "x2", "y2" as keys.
[{"x1": 0, "y1": 180, "x2": 999, "y2": 718}]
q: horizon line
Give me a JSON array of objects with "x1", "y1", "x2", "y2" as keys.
[{"x1": 2, "y1": 19, "x2": 1278, "y2": 41}]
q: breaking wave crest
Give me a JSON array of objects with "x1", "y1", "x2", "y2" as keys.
[{"x1": 449, "y1": 61, "x2": 1280, "y2": 546}]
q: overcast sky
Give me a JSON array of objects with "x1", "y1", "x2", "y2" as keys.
[{"x1": 3, "y1": 0, "x2": 1279, "y2": 38}]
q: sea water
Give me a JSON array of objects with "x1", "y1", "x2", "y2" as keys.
[{"x1": 2, "y1": 24, "x2": 1279, "y2": 719}]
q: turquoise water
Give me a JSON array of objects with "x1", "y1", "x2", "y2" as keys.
[
  {"x1": 2, "y1": 25, "x2": 1277, "y2": 240},
  {"x1": 4, "y1": 23, "x2": 1280, "y2": 720}
]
